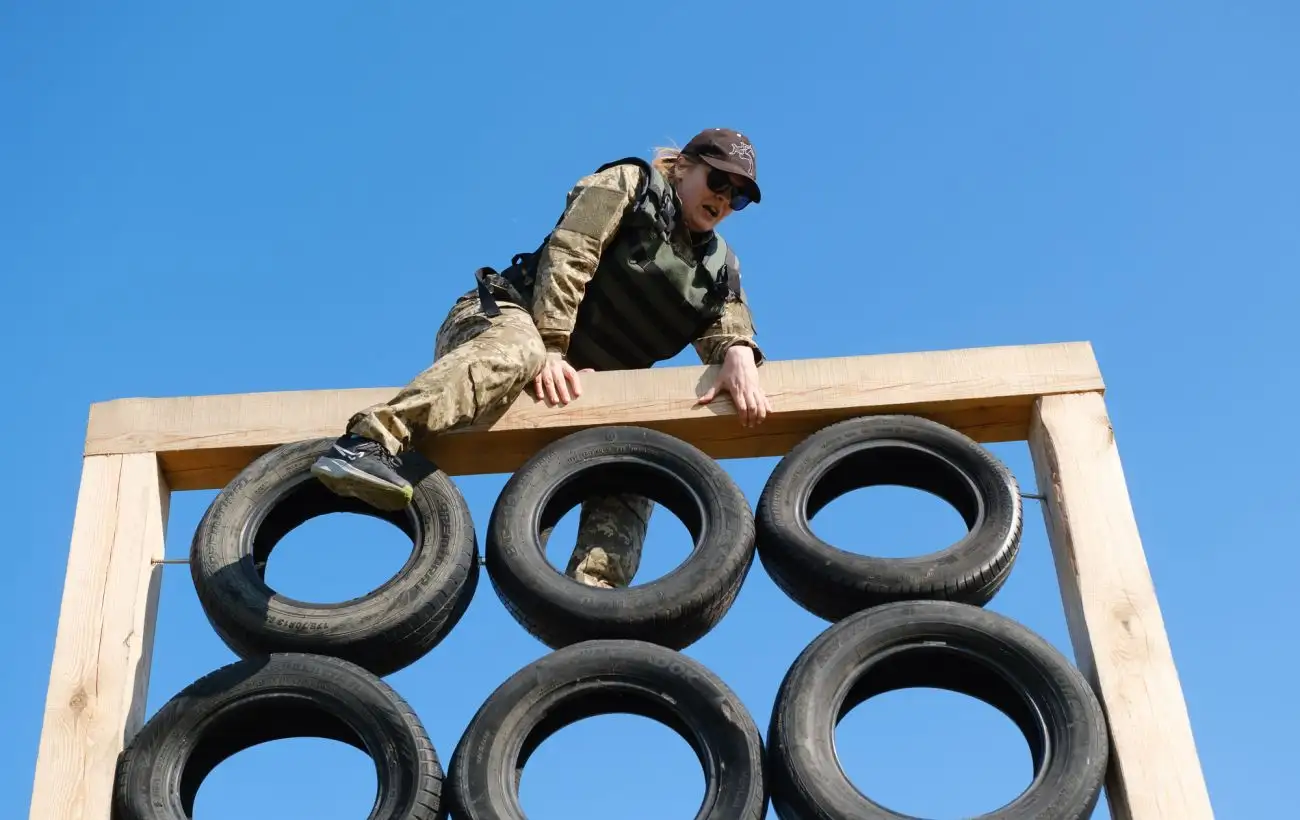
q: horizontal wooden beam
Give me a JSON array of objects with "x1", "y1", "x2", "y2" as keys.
[{"x1": 85, "y1": 342, "x2": 1102, "y2": 491}]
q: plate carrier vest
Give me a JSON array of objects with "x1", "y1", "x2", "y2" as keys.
[{"x1": 474, "y1": 157, "x2": 740, "y2": 371}]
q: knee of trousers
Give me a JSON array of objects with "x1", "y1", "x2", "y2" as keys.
[
  {"x1": 439, "y1": 302, "x2": 545, "y2": 375},
  {"x1": 459, "y1": 318, "x2": 546, "y2": 411},
  {"x1": 488, "y1": 317, "x2": 546, "y2": 385}
]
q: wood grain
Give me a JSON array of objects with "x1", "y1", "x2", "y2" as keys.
[
  {"x1": 1029, "y1": 392, "x2": 1214, "y2": 820},
  {"x1": 86, "y1": 342, "x2": 1103, "y2": 490},
  {"x1": 30, "y1": 454, "x2": 170, "y2": 820}
]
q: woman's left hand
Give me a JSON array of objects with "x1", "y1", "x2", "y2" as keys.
[{"x1": 697, "y1": 344, "x2": 772, "y2": 427}]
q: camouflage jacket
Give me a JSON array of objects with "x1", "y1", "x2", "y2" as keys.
[{"x1": 529, "y1": 162, "x2": 764, "y2": 367}]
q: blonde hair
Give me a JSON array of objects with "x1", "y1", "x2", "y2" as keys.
[{"x1": 651, "y1": 145, "x2": 699, "y2": 183}]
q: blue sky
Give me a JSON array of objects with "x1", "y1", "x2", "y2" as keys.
[{"x1": 4, "y1": 2, "x2": 1296, "y2": 817}]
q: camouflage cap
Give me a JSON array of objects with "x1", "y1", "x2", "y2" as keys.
[{"x1": 682, "y1": 128, "x2": 761, "y2": 203}]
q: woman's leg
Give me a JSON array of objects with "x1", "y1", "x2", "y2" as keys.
[
  {"x1": 313, "y1": 293, "x2": 545, "y2": 509},
  {"x1": 317, "y1": 291, "x2": 654, "y2": 587},
  {"x1": 349, "y1": 294, "x2": 546, "y2": 452},
  {"x1": 565, "y1": 494, "x2": 656, "y2": 588}
]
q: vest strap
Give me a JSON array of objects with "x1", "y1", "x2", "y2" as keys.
[
  {"x1": 473, "y1": 267, "x2": 503, "y2": 317},
  {"x1": 474, "y1": 246, "x2": 544, "y2": 316}
]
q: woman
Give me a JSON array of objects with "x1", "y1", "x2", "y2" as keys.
[{"x1": 312, "y1": 127, "x2": 771, "y2": 588}]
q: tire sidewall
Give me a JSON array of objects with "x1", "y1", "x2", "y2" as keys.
[
  {"x1": 189, "y1": 438, "x2": 479, "y2": 676},
  {"x1": 769, "y1": 600, "x2": 1108, "y2": 820},
  {"x1": 448, "y1": 639, "x2": 767, "y2": 819},
  {"x1": 485, "y1": 426, "x2": 755, "y2": 649},
  {"x1": 756, "y1": 415, "x2": 1022, "y2": 620},
  {"x1": 112, "y1": 653, "x2": 441, "y2": 820}
]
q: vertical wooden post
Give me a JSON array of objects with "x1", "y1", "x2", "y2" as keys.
[
  {"x1": 1028, "y1": 392, "x2": 1213, "y2": 819},
  {"x1": 29, "y1": 453, "x2": 170, "y2": 820}
]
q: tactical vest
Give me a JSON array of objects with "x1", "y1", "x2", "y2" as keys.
[{"x1": 475, "y1": 157, "x2": 740, "y2": 372}]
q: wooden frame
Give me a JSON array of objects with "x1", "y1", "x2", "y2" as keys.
[{"x1": 30, "y1": 341, "x2": 1213, "y2": 819}]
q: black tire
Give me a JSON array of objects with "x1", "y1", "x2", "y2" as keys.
[
  {"x1": 755, "y1": 414, "x2": 1022, "y2": 621},
  {"x1": 190, "y1": 437, "x2": 479, "y2": 678},
  {"x1": 446, "y1": 639, "x2": 768, "y2": 819},
  {"x1": 112, "y1": 653, "x2": 443, "y2": 820},
  {"x1": 767, "y1": 600, "x2": 1108, "y2": 820},
  {"x1": 484, "y1": 425, "x2": 756, "y2": 650}
]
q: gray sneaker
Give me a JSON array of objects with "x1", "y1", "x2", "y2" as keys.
[{"x1": 311, "y1": 433, "x2": 414, "y2": 511}]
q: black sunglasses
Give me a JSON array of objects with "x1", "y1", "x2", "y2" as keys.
[{"x1": 705, "y1": 167, "x2": 752, "y2": 211}]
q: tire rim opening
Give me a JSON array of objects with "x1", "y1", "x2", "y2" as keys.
[
  {"x1": 808, "y1": 483, "x2": 973, "y2": 558},
  {"x1": 537, "y1": 498, "x2": 696, "y2": 587},
  {"x1": 833, "y1": 643, "x2": 1043, "y2": 818},
  {"x1": 250, "y1": 473, "x2": 422, "y2": 605},
  {"x1": 517, "y1": 712, "x2": 705, "y2": 819},
  {"x1": 804, "y1": 442, "x2": 983, "y2": 558},
  {"x1": 535, "y1": 459, "x2": 706, "y2": 585},
  {"x1": 184, "y1": 700, "x2": 381, "y2": 818}
]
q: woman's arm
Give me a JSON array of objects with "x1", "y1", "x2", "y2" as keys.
[
  {"x1": 694, "y1": 288, "x2": 772, "y2": 427},
  {"x1": 527, "y1": 162, "x2": 641, "y2": 406},
  {"x1": 692, "y1": 297, "x2": 765, "y2": 366},
  {"x1": 531, "y1": 163, "x2": 642, "y2": 356}
]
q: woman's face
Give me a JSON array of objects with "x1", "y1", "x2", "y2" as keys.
[{"x1": 675, "y1": 160, "x2": 749, "y2": 233}]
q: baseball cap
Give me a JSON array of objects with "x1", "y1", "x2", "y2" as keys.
[{"x1": 681, "y1": 127, "x2": 761, "y2": 204}]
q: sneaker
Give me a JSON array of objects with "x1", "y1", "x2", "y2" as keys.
[{"x1": 310, "y1": 433, "x2": 414, "y2": 511}]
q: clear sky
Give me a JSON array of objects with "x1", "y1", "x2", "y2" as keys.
[{"x1": 4, "y1": 2, "x2": 1296, "y2": 818}]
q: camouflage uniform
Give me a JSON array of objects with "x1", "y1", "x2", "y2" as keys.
[
  {"x1": 542, "y1": 493, "x2": 655, "y2": 589},
  {"x1": 529, "y1": 162, "x2": 764, "y2": 369},
  {"x1": 338, "y1": 157, "x2": 763, "y2": 589},
  {"x1": 347, "y1": 293, "x2": 546, "y2": 457}
]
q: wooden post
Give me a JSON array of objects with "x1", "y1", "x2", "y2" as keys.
[
  {"x1": 1028, "y1": 392, "x2": 1214, "y2": 819},
  {"x1": 30, "y1": 453, "x2": 170, "y2": 820}
]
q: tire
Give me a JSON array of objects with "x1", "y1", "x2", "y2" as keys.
[
  {"x1": 484, "y1": 425, "x2": 756, "y2": 650},
  {"x1": 112, "y1": 653, "x2": 443, "y2": 820},
  {"x1": 446, "y1": 639, "x2": 768, "y2": 819},
  {"x1": 755, "y1": 414, "x2": 1022, "y2": 621},
  {"x1": 190, "y1": 437, "x2": 479, "y2": 678},
  {"x1": 767, "y1": 600, "x2": 1108, "y2": 820}
]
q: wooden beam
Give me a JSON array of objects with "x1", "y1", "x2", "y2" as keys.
[
  {"x1": 1028, "y1": 392, "x2": 1213, "y2": 820},
  {"x1": 86, "y1": 341, "x2": 1102, "y2": 490},
  {"x1": 30, "y1": 453, "x2": 170, "y2": 820}
]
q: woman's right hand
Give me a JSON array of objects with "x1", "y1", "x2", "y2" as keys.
[{"x1": 533, "y1": 351, "x2": 591, "y2": 406}]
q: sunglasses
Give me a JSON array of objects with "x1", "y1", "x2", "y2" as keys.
[{"x1": 705, "y1": 167, "x2": 753, "y2": 211}]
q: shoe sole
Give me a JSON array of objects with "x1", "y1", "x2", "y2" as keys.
[{"x1": 310, "y1": 458, "x2": 414, "y2": 512}]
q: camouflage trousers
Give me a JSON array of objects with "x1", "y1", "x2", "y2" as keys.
[{"x1": 347, "y1": 291, "x2": 653, "y2": 588}]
